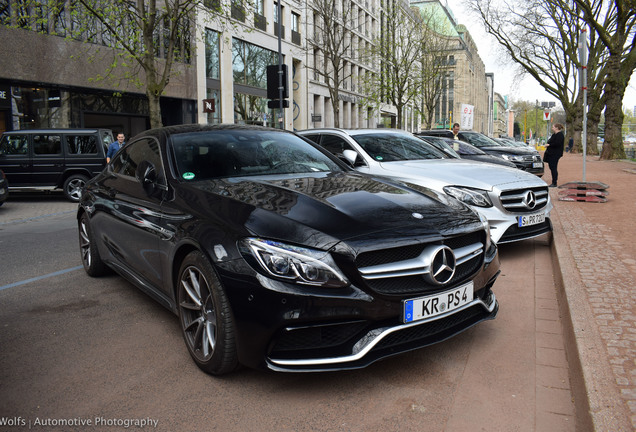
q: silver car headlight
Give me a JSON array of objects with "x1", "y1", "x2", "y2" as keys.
[
  {"x1": 240, "y1": 238, "x2": 349, "y2": 288},
  {"x1": 443, "y1": 186, "x2": 493, "y2": 208},
  {"x1": 501, "y1": 154, "x2": 525, "y2": 162}
]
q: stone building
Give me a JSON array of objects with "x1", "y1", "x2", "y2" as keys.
[{"x1": 0, "y1": 0, "x2": 494, "y2": 136}]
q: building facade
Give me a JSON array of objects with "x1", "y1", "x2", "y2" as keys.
[
  {"x1": 0, "y1": 1, "x2": 196, "y2": 137},
  {"x1": 0, "y1": 0, "x2": 494, "y2": 137}
]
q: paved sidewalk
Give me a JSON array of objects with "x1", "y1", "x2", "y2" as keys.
[{"x1": 549, "y1": 152, "x2": 636, "y2": 431}]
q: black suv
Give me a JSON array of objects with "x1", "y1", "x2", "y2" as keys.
[
  {"x1": 416, "y1": 130, "x2": 544, "y2": 176},
  {"x1": 0, "y1": 128, "x2": 114, "y2": 201}
]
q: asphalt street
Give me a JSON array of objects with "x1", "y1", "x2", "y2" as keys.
[{"x1": 0, "y1": 192, "x2": 576, "y2": 432}]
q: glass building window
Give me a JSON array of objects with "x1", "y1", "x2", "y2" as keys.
[
  {"x1": 205, "y1": 29, "x2": 220, "y2": 79},
  {"x1": 232, "y1": 38, "x2": 277, "y2": 88}
]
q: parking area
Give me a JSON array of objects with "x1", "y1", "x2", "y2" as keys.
[{"x1": 0, "y1": 190, "x2": 578, "y2": 431}]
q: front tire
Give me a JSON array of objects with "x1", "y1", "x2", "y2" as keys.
[
  {"x1": 63, "y1": 174, "x2": 89, "y2": 202},
  {"x1": 78, "y1": 212, "x2": 108, "y2": 276},
  {"x1": 177, "y1": 251, "x2": 238, "y2": 375}
]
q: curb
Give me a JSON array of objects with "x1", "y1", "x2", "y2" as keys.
[{"x1": 550, "y1": 194, "x2": 632, "y2": 431}]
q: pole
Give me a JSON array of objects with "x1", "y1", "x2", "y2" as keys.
[
  {"x1": 535, "y1": 100, "x2": 538, "y2": 146},
  {"x1": 580, "y1": 28, "x2": 588, "y2": 181},
  {"x1": 277, "y1": 1, "x2": 284, "y2": 129}
]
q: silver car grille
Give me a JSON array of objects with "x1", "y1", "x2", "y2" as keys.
[
  {"x1": 355, "y1": 232, "x2": 485, "y2": 296},
  {"x1": 499, "y1": 186, "x2": 549, "y2": 213}
]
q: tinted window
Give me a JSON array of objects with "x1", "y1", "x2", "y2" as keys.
[
  {"x1": 66, "y1": 134, "x2": 98, "y2": 155},
  {"x1": 352, "y1": 133, "x2": 446, "y2": 162},
  {"x1": 0, "y1": 134, "x2": 29, "y2": 155},
  {"x1": 112, "y1": 138, "x2": 164, "y2": 184},
  {"x1": 457, "y1": 142, "x2": 486, "y2": 155},
  {"x1": 170, "y1": 130, "x2": 342, "y2": 180},
  {"x1": 320, "y1": 134, "x2": 356, "y2": 156},
  {"x1": 460, "y1": 133, "x2": 502, "y2": 148},
  {"x1": 33, "y1": 135, "x2": 62, "y2": 155}
]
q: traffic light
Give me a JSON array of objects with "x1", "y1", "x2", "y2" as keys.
[{"x1": 266, "y1": 64, "x2": 288, "y2": 100}]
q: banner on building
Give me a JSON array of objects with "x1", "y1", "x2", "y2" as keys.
[{"x1": 460, "y1": 104, "x2": 474, "y2": 130}]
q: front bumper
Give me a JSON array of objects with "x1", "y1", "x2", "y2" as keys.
[{"x1": 216, "y1": 243, "x2": 500, "y2": 372}]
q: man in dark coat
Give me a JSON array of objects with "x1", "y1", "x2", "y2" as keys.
[{"x1": 544, "y1": 123, "x2": 564, "y2": 187}]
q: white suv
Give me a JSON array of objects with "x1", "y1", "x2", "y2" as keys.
[{"x1": 299, "y1": 129, "x2": 552, "y2": 244}]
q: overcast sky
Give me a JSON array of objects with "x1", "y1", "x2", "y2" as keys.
[{"x1": 442, "y1": 0, "x2": 636, "y2": 112}]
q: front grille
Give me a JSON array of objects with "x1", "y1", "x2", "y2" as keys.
[
  {"x1": 355, "y1": 231, "x2": 484, "y2": 296},
  {"x1": 364, "y1": 253, "x2": 482, "y2": 295},
  {"x1": 499, "y1": 186, "x2": 549, "y2": 213},
  {"x1": 374, "y1": 305, "x2": 484, "y2": 350},
  {"x1": 499, "y1": 219, "x2": 552, "y2": 243}
]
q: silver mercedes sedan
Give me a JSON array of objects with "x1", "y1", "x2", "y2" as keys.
[{"x1": 299, "y1": 128, "x2": 552, "y2": 244}]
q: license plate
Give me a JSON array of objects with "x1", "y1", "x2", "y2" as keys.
[
  {"x1": 518, "y1": 212, "x2": 546, "y2": 227},
  {"x1": 403, "y1": 282, "x2": 473, "y2": 323},
  {"x1": 532, "y1": 162, "x2": 543, "y2": 168}
]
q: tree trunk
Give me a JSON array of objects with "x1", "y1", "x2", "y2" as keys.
[
  {"x1": 600, "y1": 56, "x2": 626, "y2": 159},
  {"x1": 567, "y1": 101, "x2": 581, "y2": 153},
  {"x1": 147, "y1": 89, "x2": 163, "y2": 130},
  {"x1": 586, "y1": 104, "x2": 602, "y2": 156}
]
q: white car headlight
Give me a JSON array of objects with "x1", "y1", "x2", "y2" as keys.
[
  {"x1": 240, "y1": 238, "x2": 349, "y2": 288},
  {"x1": 443, "y1": 186, "x2": 493, "y2": 208}
]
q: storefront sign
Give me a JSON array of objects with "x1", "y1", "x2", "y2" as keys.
[
  {"x1": 0, "y1": 86, "x2": 10, "y2": 109},
  {"x1": 203, "y1": 99, "x2": 215, "y2": 113}
]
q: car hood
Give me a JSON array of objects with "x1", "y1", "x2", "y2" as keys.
[
  {"x1": 481, "y1": 146, "x2": 539, "y2": 155},
  {"x1": 178, "y1": 171, "x2": 481, "y2": 251},
  {"x1": 375, "y1": 159, "x2": 547, "y2": 190},
  {"x1": 462, "y1": 154, "x2": 517, "y2": 168}
]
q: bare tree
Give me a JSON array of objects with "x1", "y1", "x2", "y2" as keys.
[
  {"x1": 307, "y1": 0, "x2": 356, "y2": 127},
  {"x1": 571, "y1": 0, "x2": 636, "y2": 159},
  {"x1": 361, "y1": 2, "x2": 424, "y2": 129},
  {"x1": 467, "y1": 0, "x2": 587, "y2": 148},
  {"x1": 416, "y1": 7, "x2": 456, "y2": 129}
]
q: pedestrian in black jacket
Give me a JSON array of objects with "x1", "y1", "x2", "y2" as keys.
[{"x1": 544, "y1": 123, "x2": 564, "y2": 187}]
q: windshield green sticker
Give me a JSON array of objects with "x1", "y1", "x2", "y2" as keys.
[
  {"x1": 375, "y1": 156, "x2": 383, "y2": 161},
  {"x1": 183, "y1": 172, "x2": 195, "y2": 180}
]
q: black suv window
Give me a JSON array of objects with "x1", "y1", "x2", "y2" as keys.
[
  {"x1": 65, "y1": 134, "x2": 98, "y2": 155},
  {"x1": 0, "y1": 134, "x2": 29, "y2": 155},
  {"x1": 33, "y1": 135, "x2": 62, "y2": 155}
]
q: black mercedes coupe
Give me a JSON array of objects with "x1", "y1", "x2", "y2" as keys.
[{"x1": 78, "y1": 124, "x2": 500, "y2": 375}]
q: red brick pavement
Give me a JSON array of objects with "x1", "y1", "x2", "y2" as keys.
[{"x1": 549, "y1": 151, "x2": 636, "y2": 431}]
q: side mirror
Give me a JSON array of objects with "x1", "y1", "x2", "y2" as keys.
[
  {"x1": 342, "y1": 149, "x2": 359, "y2": 166},
  {"x1": 136, "y1": 160, "x2": 161, "y2": 197}
]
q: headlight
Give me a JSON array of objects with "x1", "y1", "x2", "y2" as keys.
[
  {"x1": 501, "y1": 154, "x2": 525, "y2": 162},
  {"x1": 443, "y1": 186, "x2": 493, "y2": 208},
  {"x1": 240, "y1": 238, "x2": 349, "y2": 288},
  {"x1": 479, "y1": 213, "x2": 492, "y2": 251}
]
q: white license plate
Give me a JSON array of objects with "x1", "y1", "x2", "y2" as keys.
[
  {"x1": 532, "y1": 162, "x2": 543, "y2": 168},
  {"x1": 403, "y1": 282, "x2": 474, "y2": 323},
  {"x1": 518, "y1": 212, "x2": 546, "y2": 227}
]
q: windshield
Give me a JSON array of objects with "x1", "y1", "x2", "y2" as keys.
[
  {"x1": 460, "y1": 132, "x2": 503, "y2": 148},
  {"x1": 170, "y1": 129, "x2": 343, "y2": 180},
  {"x1": 352, "y1": 133, "x2": 447, "y2": 162}
]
